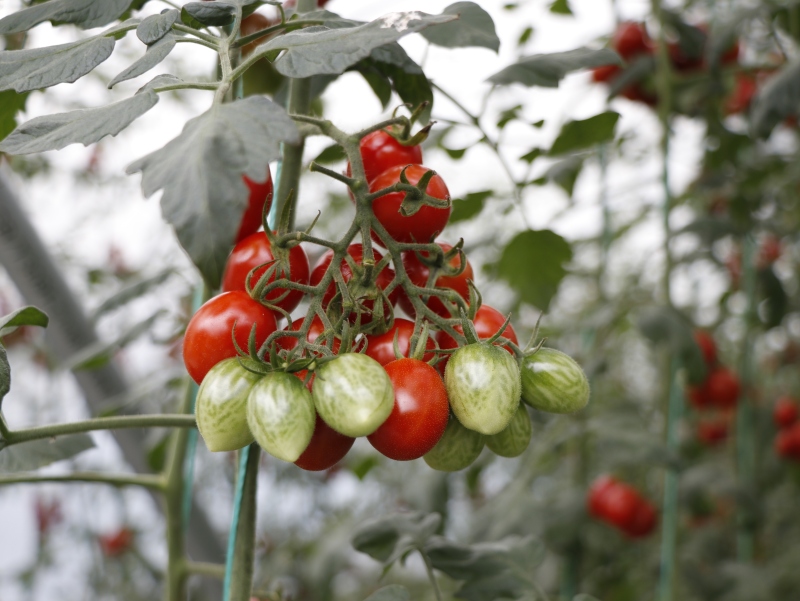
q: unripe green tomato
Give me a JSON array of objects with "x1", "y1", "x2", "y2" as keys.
[
  {"x1": 520, "y1": 347, "x2": 590, "y2": 414},
  {"x1": 423, "y1": 415, "x2": 484, "y2": 472},
  {"x1": 196, "y1": 358, "x2": 259, "y2": 452},
  {"x1": 247, "y1": 371, "x2": 316, "y2": 462},
  {"x1": 444, "y1": 342, "x2": 522, "y2": 435},
  {"x1": 486, "y1": 404, "x2": 532, "y2": 458},
  {"x1": 312, "y1": 353, "x2": 394, "y2": 437}
]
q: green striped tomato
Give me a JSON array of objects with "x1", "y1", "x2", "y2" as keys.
[
  {"x1": 486, "y1": 404, "x2": 532, "y2": 458},
  {"x1": 196, "y1": 358, "x2": 259, "y2": 452},
  {"x1": 444, "y1": 342, "x2": 521, "y2": 435},
  {"x1": 312, "y1": 353, "x2": 394, "y2": 437},
  {"x1": 247, "y1": 371, "x2": 316, "y2": 462},
  {"x1": 520, "y1": 347, "x2": 590, "y2": 414},
  {"x1": 423, "y1": 415, "x2": 484, "y2": 472}
]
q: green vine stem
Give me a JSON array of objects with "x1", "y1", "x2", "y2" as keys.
[
  {"x1": 225, "y1": 444, "x2": 261, "y2": 601},
  {"x1": 0, "y1": 472, "x2": 164, "y2": 489}
]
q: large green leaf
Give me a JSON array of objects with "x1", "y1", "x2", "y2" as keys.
[
  {"x1": 450, "y1": 190, "x2": 492, "y2": 223},
  {"x1": 136, "y1": 9, "x2": 179, "y2": 45},
  {"x1": 362, "y1": 43, "x2": 432, "y2": 118},
  {"x1": 420, "y1": 2, "x2": 500, "y2": 52},
  {"x1": 496, "y1": 229, "x2": 573, "y2": 311},
  {"x1": 0, "y1": 0, "x2": 135, "y2": 34},
  {"x1": 0, "y1": 90, "x2": 29, "y2": 142},
  {"x1": 487, "y1": 47, "x2": 621, "y2": 87},
  {"x1": 108, "y1": 34, "x2": 177, "y2": 88},
  {"x1": 181, "y1": 2, "x2": 235, "y2": 28},
  {"x1": 549, "y1": 111, "x2": 619, "y2": 156},
  {"x1": 127, "y1": 96, "x2": 300, "y2": 288},
  {"x1": 0, "y1": 91, "x2": 159, "y2": 155},
  {"x1": 0, "y1": 435, "x2": 94, "y2": 472},
  {"x1": 260, "y1": 11, "x2": 456, "y2": 78},
  {"x1": 351, "y1": 512, "x2": 441, "y2": 567},
  {"x1": 0, "y1": 306, "x2": 49, "y2": 408}
]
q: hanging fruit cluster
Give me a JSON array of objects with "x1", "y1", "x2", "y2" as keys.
[
  {"x1": 587, "y1": 475, "x2": 658, "y2": 538},
  {"x1": 181, "y1": 114, "x2": 591, "y2": 472}
]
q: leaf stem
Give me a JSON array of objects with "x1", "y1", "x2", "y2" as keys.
[
  {"x1": 152, "y1": 82, "x2": 221, "y2": 93},
  {"x1": 0, "y1": 472, "x2": 164, "y2": 489},
  {"x1": 173, "y1": 23, "x2": 220, "y2": 46},
  {"x1": 175, "y1": 37, "x2": 221, "y2": 51},
  {"x1": 185, "y1": 561, "x2": 226, "y2": 580},
  {"x1": 420, "y1": 551, "x2": 443, "y2": 601},
  {"x1": 225, "y1": 444, "x2": 261, "y2": 601}
]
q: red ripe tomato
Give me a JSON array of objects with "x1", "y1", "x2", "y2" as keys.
[
  {"x1": 686, "y1": 380, "x2": 713, "y2": 409},
  {"x1": 276, "y1": 316, "x2": 340, "y2": 354},
  {"x1": 236, "y1": 168, "x2": 274, "y2": 244},
  {"x1": 774, "y1": 397, "x2": 799, "y2": 430},
  {"x1": 591, "y1": 64, "x2": 621, "y2": 83},
  {"x1": 693, "y1": 330, "x2": 717, "y2": 366},
  {"x1": 706, "y1": 367, "x2": 740, "y2": 408},
  {"x1": 613, "y1": 22, "x2": 652, "y2": 60},
  {"x1": 34, "y1": 498, "x2": 62, "y2": 537},
  {"x1": 436, "y1": 305, "x2": 518, "y2": 372},
  {"x1": 183, "y1": 291, "x2": 278, "y2": 384},
  {"x1": 587, "y1": 475, "x2": 618, "y2": 517},
  {"x1": 99, "y1": 527, "x2": 134, "y2": 557},
  {"x1": 398, "y1": 243, "x2": 474, "y2": 318},
  {"x1": 367, "y1": 358, "x2": 449, "y2": 461},
  {"x1": 309, "y1": 244, "x2": 398, "y2": 322},
  {"x1": 364, "y1": 318, "x2": 436, "y2": 366},
  {"x1": 623, "y1": 500, "x2": 657, "y2": 538},
  {"x1": 295, "y1": 414, "x2": 355, "y2": 471},
  {"x1": 240, "y1": 12, "x2": 278, "y2": 57},
  {"x1": 775, "y1": 423, "x2": 800, "y2": 461},
  {"x1": 758, "y1": 234, "x2": 782, "y2": 267},
  {"x1": 598, "y1": 482, "x2": 643, "y2": 530},
  {"x1": 369, "y1": 165, "x2": 451, "y2": 245},
  {"x1": 697, "y1": 419, "x2": 729, "y2": 446},
  {"x1": 668, "y1": 41, "x2": 704, "y2": 72},
  {"x1": 221, "y1": 233, "x2": 310, "y2": 313},
  {"x1": 347, "y1": 130, "x2": 423, "y2": 187}
]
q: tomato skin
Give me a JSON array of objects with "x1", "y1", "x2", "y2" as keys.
[
  {"x1": 369, "y1": 164, "x2": 451, "y2": 245},
  {"x1": 221, "y1": 233, "x2": 310, "y2": 313},
  {"x1": 705, "y1": 367, "x2": 740, "y2": 408},
  {"x1": 776, "y1": 423, "x2": 800, "y2": 461},
  {"x1": 624, "y1": 501, "x2": 657, "y2": 538},
  {"x1": 236, "y1": 168, "x2": 274, "y2": 244},
  {"x1": 486, "y1": 404, "x2": 532, "y2": 458},
  {"x1": 592, "y1": 64, "x2": 621, "y2": 83},
  {"x1": 613, "y1": 22, "x2": 652, "y2": 60},
  {"x1": 693, "y1": 330, "x2": 717, "y2": 366},
  {"x1": 423, "y1": 414, "x2": 485, "y2": 472},
  {"x1": 519, "y1": 347, "x2": 590, "y2": 414},
  {"x1": 398, "y1": 243, "x2": 474, "y2": 318},
  {"x1": 99, "y1": 528, "x2": 134, "y2": 557},
  {"x1": 295, "y1": 414, "x2": 355, "y2": 471},
  {"x1": 183, "y1": 291, "x2": 278, "y2": 384},
  {"x1": 587, "y1": 475, "x2": 619, "y2": 518},
  {"x1": 276, "y1": 316, "x2": 340, "y2": 354},
  {"x1": 312, "y1": 353, "x2": 395, "y2": 437},
  {"x1": 347, "y1": 129, "x2": 423, "y2": 187},
  {"x1": 364, "y1": 318, "x2": 435, "y2": 366},
  {"x1": 696, "y1": 419, "x2": 729, "y2": 446},
  {"x1": 367, "y1": 358, "x2": 449, "y2": 461},
  {"x1": 774, "y1": 397, "x2": 799, "y2": 430},
  {"x1": 196, "y1": 358, "x2": 260, "y2": 452},
  {"x1": 436, "y1": 305, "x2": 518, "y2": 373},
  {"x1": 588, "y1": 477, "x2": 658, "y2": 538}
]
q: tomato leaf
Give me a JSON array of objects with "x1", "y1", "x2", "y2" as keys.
[
  {"x1": 351, "y1": 512, "x2": 441, "y2": 567},
  {"x1": 109, "y1": 34, "x2": 177, "y2": 88},
  {"x1": 90, "y1": 268, "x2": 174, "y2": 322},
  {"x1": 0, "y1": 435, "x2": 94, "y2": 472},
  {"x1": 751, "y1": 59, "x2": 800, "y2": 138},
  {"x1": 0, "y1": 344, "x2": 8, "y2": 407},
  {"x1": 136, "y1": 9, "x2": 179, "y2": 45},
  {"x1": 127, "y1": 96, "x2": 299, "y2": 288},
  {"x1": 363, "y1": 585, "x2": 410, "y2": 601},
  {"x1": 0, "y1": 0, "x2": 135, "y2": 34},
  {"x1": 449, "y1": 190, "x2": 492, "y2": 223},
  {"x1": 0, "y1": 91, "x2": 159, "y2": 155},
  {"x1": 260, "y1": 11, "x2": 457, "y2": 78},
  {"x1": 0, "y1": 307, "x2": 49, "y2": 334},
  {"x1": 758, "y1": 267, "x2": 788, "y2": 328},
  {"x1": 0, "y1": 90, "x2": 29, "y2": 143},
  {"x1": 496, "y1": 229, "x2": 572, "y2": 311},
  {"x1": 549, "y1": 111, "x2": 619, "y2": 156},
  {"x1": 420, "y1": 2, "x2": 500, "y2": 52},
  {"x1": 637, "y1": 306, "x2": 706, "y2": 384},
  {"x1": 487, "y1": 47, "x2": 622, "y2": 87},
  {"x1": 550, "y1": 0, "x2": 573, "y2": 15},
  {"x1": 365, "y1": 44, "x2": 433, "y2": 121},
  {"x1": 182, "y1": 2, "x2": 236, "y2": 27}
]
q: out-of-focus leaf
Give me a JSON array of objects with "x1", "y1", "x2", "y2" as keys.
[
  {"x1": 0, "y1": 92, "x2": 159, "y2": 155},
  {"x1": 362, "y1": 43, "x2": 433, "y2": 120},
  {"x1": 450, "y1": 190, "x2": 492, "y2": 223},
  {"x1": 363, "y1": 586, "x2": 410, "y2": 601},
  {"x1": 758, "y1": 267, "x2": 787, "y2": 328},
  {"x1": 108, "y1": 34, "x2": 177, "y2": 88},
  {"x1": 137, "y1": 9, "x2": 179, "y2": 45},
  {"x1": 550, "y1": 0, "x2": 572, "y2": 15},
  {"x1": 0, "y1": 435, "x2": 94, "y2": 472},
  {"x1": 549, "y1": 112, "x2": 619, "y2": 156},
  {"x1": 313, "y1": 144, "x2": 347, "y2": 165},
  {"x1": 488, "y1": 47, "x2": 622, "y2": 87},
  {"x1": 637, "y1": 306, "x2": 706, "y2": 384},
  {"x1": 518, "y1": 26, "x2": 533, "y2": 46},
  {"x1": 678, "y1": 217, "x2": 741, "y2": 244},
  {"x1": 519, "y1": 147, "x2": 544, "y2": 163},
  {"x1": 751, "y1": 59, "x2": 800, "y2": 138},
  {"x1": 90, "y1": 269, "x2": 174, "y2": 322},
  {"x1": 0, "y1": 0, "x2": 134, "y2": 34},
  {"x1": 0, "y1": 307, "x2": 49, "y2": 333},
  {"x1": 181, "y1": 2, "x2": 235, "y2": 28},
  {"x1": 420, "y1": 2, "x2": 500, "y2": 52},
  {"x1": 351, "y1": 512, "x2": 441, "y2": 567},
  {"x1": 0, "y1": 345, "x2": 8, "y2": 407},
  {"x1": 538, "y1": 156, "x2": 583, "y2": 196},
  {"x1": 496, "y1": 229, "x2": 572, "y2": 311},
  {"x1": 0, "y1": 91, "x2": 29, "y2": 143}
]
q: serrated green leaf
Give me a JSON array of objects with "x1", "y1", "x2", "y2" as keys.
[
  {"x1": 363, "y1": 586, "x2": 410, "y2": 601},
  {"x1": 420, "y1": 2, "x2": 500, "y2": 52},
  {"x1": 0, "y1": 435, "x2": 94, "y2": 472},
  {"x1": 496, "y1": 229, "x2": 572, "y2": 311},
  {"x1": 549, "y1": 111, "x2": 619, "y2": 156},
  {"x1": 450, "y1": 190, "x2": 491, "y2": 223},
  {"x1": 0, "y1": 92, "x2": 159, "y2": 155},
  {"x1": 358, "y1": 67, "x2": 393, "y2": 108},
  {"x1": 550, "y1": 0, "x2": 572, "y2": 15},
  {"x1": 352, "y1": 512, "x2": 441, "y2": 567},
  {"x1": 261, "y1": 11, "x2": 456, "y2": 78},
  {"x1": 0, "y1": 0, "x2": 135, "y2": 34},
  {"x1": 488, "y1": 47, "x2": 621, "y2": 87},
  {"x1": 0, "y1": 90, "x2": 29, "y2": 143},
  {"x1": 127, "y1": 96, "x2": 299, "y2": 288},
  {"x1": 362, "y1": 43, "x2": 433, "y2": 120},
  {"x1": 109, "y1": 34, "x2": 177, "y2": 88},
  {"x1": 182, "y1": 2, "x2": 235, "y2": 27},
  {"x1": 137, "y1": 9, "x2": 179, "y2": 45}
]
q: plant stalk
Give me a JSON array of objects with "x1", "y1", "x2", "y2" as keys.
[
  {"x1": 0, "y1": 472, "x2": 164, "y2": 489},
  {"x1": 225, "y1": 444, "x2": 261, "y2": 601}
]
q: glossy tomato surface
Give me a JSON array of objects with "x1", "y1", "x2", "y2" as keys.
[
  {"x1": 367, "y1": 358, "x2": 449, "y2": 461},
  {"x1": 399, "y1": 243, "x2": 474, "y2": 318},
  {"x1": 436, "y1": 304, "x2": 518, "y2": 372},
  {"x1": 183, "y1": 291, "x2": 278, "y2": 384},
  {"x1": 236, "y1": 167, "x2": 273, "y2": 243},
  {"x1": 364, "y1": 318, "x2": 435, "y2": 366},
  {"x1": 706, "y1": 367, "x2": 740, "y2": 408},
  {"x1": 221, "y1": 232, "x2": 309, "y2": 313},
  {"x1": 369, "y1": 164, "x2": 451, "y2": 245},
  {"x1": 347, "y1": 129, "x2": 423, "y2": 186},
  {"x1": 295, "y1": 414, "x2": 355, "y2": 471},
  {"x1": 588, "y1": 475, "x2": 619, "y2": 517}
]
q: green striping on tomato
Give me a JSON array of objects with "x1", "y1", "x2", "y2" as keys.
[
  {"x1": 444, "y1": 342, "x2": 521, "y2": 435},
  {"x1": 423, "y1": 415, "x2": 484, "y2": 472},
  {"x1": 486, "y1": 404, "x2": 532, "y2": 458},
  {"x1": 520, "y1": 347, "x2": 589, "y2": 414},
  {"x1": 312, "y1": 353, "x2": 394, "y2": 438},
  {"x1": 196, "y1": 358, "x2": 260, "y2": 452},
  {"x1": 247, "y1": 371, "x2": 316, "y2": 462}
]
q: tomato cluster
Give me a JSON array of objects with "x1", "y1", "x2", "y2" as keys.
[
  {"x1": 774, "y1": 396, "x2": 800, "y2": 462},
  {"x1": 183, "y1": 124, "x2": 590, "y2": 473},
  {"x1": 587, "y1": 475, "x2": 658, "y2": 538}
]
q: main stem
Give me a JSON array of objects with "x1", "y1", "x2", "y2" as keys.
[{"x1": 227, "y1": 445, "x2": 261, "y2": 601}]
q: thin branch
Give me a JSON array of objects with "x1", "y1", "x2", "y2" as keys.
[
  {"x1": 0, "y1": 472, "x2": 164, "y2": 489},
  {"x1": 172, "y1": 23, "x2": 220, "y2": 46}
]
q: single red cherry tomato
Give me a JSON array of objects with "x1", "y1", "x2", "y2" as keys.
[
  {"x1": 295, "y1": 414, "x2": 355, "y2": 471},
  {"x1": 364, "y1": 318, "x2": 436, "y2": 366},
  {"x1": 436, "y1": 305, "x2": 518, "y2": 372},
  {"x1": 591, "y1": 64, "x2": 621, "y2": 83},
  {"x1": 613, "y1": 22, "x2": 652, "y2": 60},
  {"x1": 693, "y1": 330, "x2": 717, "y2": 366},
  {"x1": 774, "y1": 397, "x2": 799, "y2": 430},
  {"x1": 587, "y1": 475, "x2": 619, "y2": 518},
  {"x1": 623, "y1": 500, "x2": 657, "y2": 538},
  {"x1": 183, "y1": 291, "x2": 278, "y2": 384},
  {"x1": 99, "y1": 527, "x2": 134, "y2": 557},
  {"x1": 686, "y1": 380, "x2": 713, "y2": 409},
  {"x1": 369, "y1": 165, "x2": 451, "y2": 245},
  {"x1": 668, "y1": 41, "x2": 704, "y2": 72},
  {"x1": 236, "y1": 167, "x2": 274, "y2": 243},
  {"x1": 697, "y1": 419, "x2": 729, "y2": 446},
  {"x1": 706, "y1": 367, "x2": 740, "y2": 408},
  {"x1": 775, "y1": 423, "x2": 800, "y2": 461},
  {"x1": 346, "y1": 129, "x2": 423, "y2": 187},
  {"x1": 309, "y1": 244, "x2": 398, "y2": 322},
  {"x1": 276, "y1": 316, "x2": 340, "y2": 354},
  {"x1": 597, "y1": 482, "x2": 642, "y2": 529},
  {"x1": 398, "y1": 243, "x2": 474, "y2": 318},
  {"x1": 367, "y1": 358, "x2": 449, "y2": 461},
  {"x1": 221, "y1": 233, "x2": 310, "y2": 313}
]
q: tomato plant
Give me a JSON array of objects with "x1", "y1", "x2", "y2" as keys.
[
  {"x1": 98, "y1": 528, "x2": 135, "y2": 558},
  {"x1": 347, "y1": 129, "x2": 423, "y2": 186},
  {"x1": 236, "y1": 168, "x2": 274, "y2": 244},
  {"x1": 294, "y1": 414, "x2": 355, "y2": 472},
  {"x1": 423, "y1": 415, "x2": 485, "y2": 472},
  {"x1": 436, "y1": 304, "x2": 518, "y2": 372},
  {"x1": 363, "y1": 318, "x2": 435, "y2": 366},
  {"x1": 398, "y1": 243, "x2": 474, "y2": 318},
  {"x1": 774, "y1": 397, "x2": 799, "y2": 429},
  {"x1": 519, "y1": 347, "x2": 590, "y2": 414}
]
